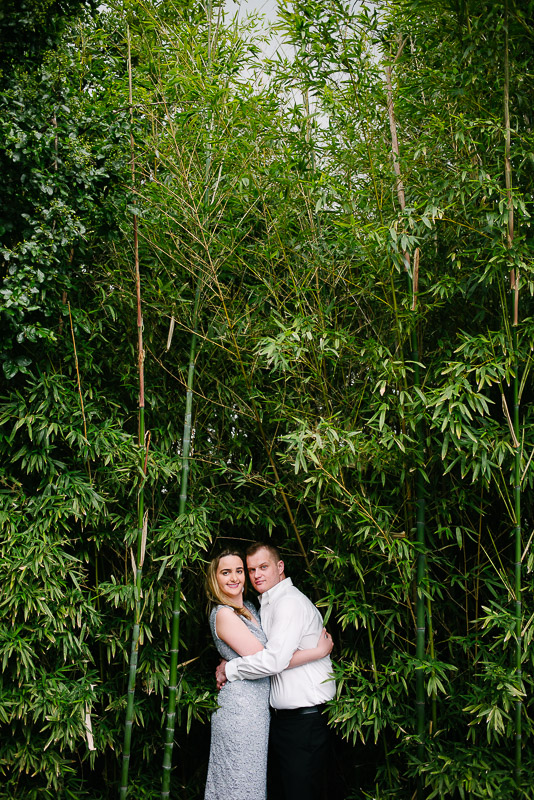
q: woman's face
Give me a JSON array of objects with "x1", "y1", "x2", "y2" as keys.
[{"x1": 216, "y1": 555, "x2": 246, "y2": 603}]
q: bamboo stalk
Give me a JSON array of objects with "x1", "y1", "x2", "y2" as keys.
[
  {"x1": 512, "y1": 326, "x2": 522, "y2": 786},
  {"x1": 504, "y1": 2, "x2": 522, "y2": 784},
  {"x1": 160, "y1": 278, "x2": 201, "y2": 799},
  {"x1": 412, "y1": 328, "x2": 426, "y2": 766},
  {"x1": 426, "y1": 595, "x2": 437, "y2": 735},
  {"x1": 68, "y1": 298, "x2": 106, "y2": 688},
  {"x1": 68, "y1": 301, "x2": 89, "y2": 446},
  {"x1": 119, "y1": 25, "x2": 148, "y2": 799},
  {"x1": 160, "y1": 4, "x2": 213, "y2": 795},
  {"x1": 385, "y1": 50, "x2": 427, "y2": 795}
]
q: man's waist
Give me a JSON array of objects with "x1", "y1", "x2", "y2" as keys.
[
  {"x1": 270, "y1": 703, "x2": 325, "y2": 717},
  {"x1": 270, "y1": 670, "x2": 336, "y2": 709}
]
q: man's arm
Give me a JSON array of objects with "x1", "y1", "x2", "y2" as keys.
[
  {"x1": 225, "y1": 596, "x2": 308, "y2": 682},
  {"x1": 216, "y1": 628, "x2": 332, "y2": 689}
]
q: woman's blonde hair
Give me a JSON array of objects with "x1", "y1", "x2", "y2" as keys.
[{"x1": 205, "y1": 549, "x2": 252, "y2": 620}]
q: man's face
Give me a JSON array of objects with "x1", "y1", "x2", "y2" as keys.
[{"x1": 247, "y1": 547, "x2": 284, "y2": 594}]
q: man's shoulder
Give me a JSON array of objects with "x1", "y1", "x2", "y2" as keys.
[{"x1": 273, "y1": 580, "x2": 315, "y2": 610}]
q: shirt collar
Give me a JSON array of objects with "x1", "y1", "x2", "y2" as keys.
[{"x1": 259, "y1": 576, "x2": 293, "y2": 606}]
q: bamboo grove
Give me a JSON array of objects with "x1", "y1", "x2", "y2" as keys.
[{"x1": 1, "y1": 0, "x2": 534, "y2": 798}]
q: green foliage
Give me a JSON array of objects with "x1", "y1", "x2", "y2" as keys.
[
  {"x1": 0, "y1": 0, "x2": 98, "y2": 71},
  {"x1": 1, "y1": 0, "x2": 534, "y2": 797}
]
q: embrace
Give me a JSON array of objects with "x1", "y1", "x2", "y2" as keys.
[{"x1": 204, "y1": 542, "x2": 336, "y2": 800}]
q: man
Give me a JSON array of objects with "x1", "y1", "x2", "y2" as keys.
[{"x1": 215, "y1": 542, "x2": 335, "y2": 800}]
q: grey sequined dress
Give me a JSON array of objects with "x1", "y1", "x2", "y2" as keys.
[{"x1": 204, "y1": 601, "x2": 270, "y2": 800}]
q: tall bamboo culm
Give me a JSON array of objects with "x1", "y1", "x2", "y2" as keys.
[
  {"x1": 160, "y1": 4, "x2": 213, "y2": 796},
  {"x1": 160, "y1": 280, "x2": 201, "y2": 799},
  {"x1": 119, "y1": 25, "x2": 149, "y2": 800},
  {"x1": 385, "y1": 52, "x2": 427, "y2": 799},
  {"x1": 503, "y1": 1, "x2": 522, "y2": 787}
]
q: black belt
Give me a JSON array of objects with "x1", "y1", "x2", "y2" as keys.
[{"x1": 270, "y1": 704, "x2": 324, "y2": 717}]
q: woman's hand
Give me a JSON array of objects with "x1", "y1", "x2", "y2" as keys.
[{"x1": 316, "y1": 628, "x2": 333, "y2": 658}]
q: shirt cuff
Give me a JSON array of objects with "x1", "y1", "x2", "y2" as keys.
[{"x1": 225, "y1": 658, "x2": 242, "y2": 682}]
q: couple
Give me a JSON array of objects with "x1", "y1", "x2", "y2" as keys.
[{"x1": 204, "y1": 542, "x2": 336, "y2": 800}]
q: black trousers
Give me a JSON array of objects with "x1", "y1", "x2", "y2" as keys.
[{"x1": 268, "y1": 708, "x2": 330, "y2": 800}]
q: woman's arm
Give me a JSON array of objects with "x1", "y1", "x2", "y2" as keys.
[
  {"x1": 287, "y1": 628, "x2": 333, "y2": 669},
  {"x1": 215, "y1": 607, "x2": 265, "y2": 657}
]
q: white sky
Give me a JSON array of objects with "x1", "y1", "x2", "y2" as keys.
[
  {"x1": 227, "y1": 0, "x2": 277, "y2": 19},
  {"x1": 224, "y1": 0, "x2": 311, "y2": 117},
  {"x1": 226, "y1": 0, "x2": 279, "y2": 23},
  {"x1": 225, "y1": 0, "x2": 292, "y2": 63}
]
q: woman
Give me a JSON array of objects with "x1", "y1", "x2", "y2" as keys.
[{"x1": 204, "y1": 549, "x2": 333, "y2": 800}]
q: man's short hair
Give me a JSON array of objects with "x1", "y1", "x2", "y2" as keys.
[{"x1": 246, "y1": 541, "x2": 282, "y2": 563}]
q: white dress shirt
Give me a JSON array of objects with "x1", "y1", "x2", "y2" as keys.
[{"x1": 225, "y1": 578, "x2": 336, "y2": 709}]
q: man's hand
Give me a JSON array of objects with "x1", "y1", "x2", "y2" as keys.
[{"x1": 215, "y1": 659, "x2": 228, "y2": 690}]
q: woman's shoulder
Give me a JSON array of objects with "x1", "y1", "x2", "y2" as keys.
[
  {"x1": 210, "y1": 604, "x2": 238, "y2": 626},
  {"x1": 210, "y1": 603, "x2": 231, "y2": 619},
  {"x1": 212, "y1": 604, "x2": 234, "y2": 616},
  {"x1": 211, "y1": 603, "x2": 258, "y2": 629},
  {"x1": 210, "y1": 602, "x2": 256, "y2": 615},
  {"x1": 209, "y1": 604, "x2": 233, "y2": 641}
]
